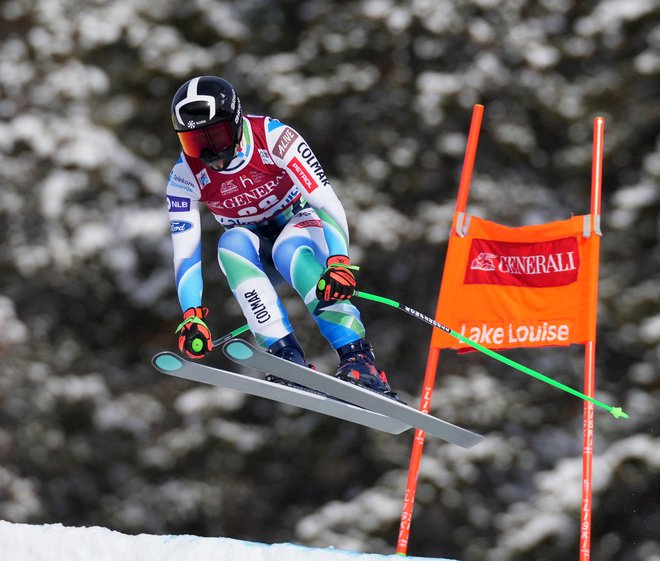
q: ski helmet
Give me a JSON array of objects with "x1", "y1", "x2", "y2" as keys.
[{"x1": 171, "y1": 76, "x2": 243, "y2": 170}]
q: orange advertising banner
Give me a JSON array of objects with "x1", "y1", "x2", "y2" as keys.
[{"x1": 431, "y1": 214, "x2": 601, "y2": 350}]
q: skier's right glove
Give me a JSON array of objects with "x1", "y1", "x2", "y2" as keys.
[{"x1": 176, "y1": 307, "x2": 213, "y2": 359}]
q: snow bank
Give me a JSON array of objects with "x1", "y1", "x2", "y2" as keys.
[{"x1": 0, "y1": 521, "x2": 457, "y2": 561}]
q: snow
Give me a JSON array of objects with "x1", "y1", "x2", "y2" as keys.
[
  {"x1": 612, "y1": 182, "x2": 658, "y2": 210},
  {"x1": 639, "y1": 314, "x2": 660, "y2": 344},
  {"x1": 0, "y1": 296, "x2": 29, "y2": 345},
  {"x1": 0, "y1": 521, "x2": 458, "y2": 561},
  {"x1": 297, "y1": 488, "x2": 405, "y2": 551},
  {"x1": 0, "y1": 474, "x2": 41, "y2": 521}
]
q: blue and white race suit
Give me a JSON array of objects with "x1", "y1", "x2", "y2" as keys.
[{"x1": 166, "y1": 115, "x2": 366, "y2": 349}]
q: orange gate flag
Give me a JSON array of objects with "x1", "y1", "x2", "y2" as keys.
[{"x1": 431, "y1": 214, "x2": 601, "y2": 350}]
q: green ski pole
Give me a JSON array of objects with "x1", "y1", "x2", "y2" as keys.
[
  {"x1": 354, "y1": 290, "x2": 629, "y2": 420},
  {"x1": 212, "y1": 324, "x2": 250, "y2": 347}
]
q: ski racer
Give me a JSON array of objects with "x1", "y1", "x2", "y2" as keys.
[{"x1": 167, "y1": 75, "x2": 398, "y2": 399}]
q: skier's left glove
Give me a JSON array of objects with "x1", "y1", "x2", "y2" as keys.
[
  {"x1": 176, "y1": 307, "x2": 213, "y2": 359},
  {"x1": 316, "y1": 255, "x2": 359, "y2": 301}
]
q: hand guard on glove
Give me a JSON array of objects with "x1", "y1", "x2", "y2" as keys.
[
  {"x1": 176, "y1": 307, "x2": 213, "y2": 359},
  {"x1": 316, "y1": 255, "x2": 359, "y2": 302}
]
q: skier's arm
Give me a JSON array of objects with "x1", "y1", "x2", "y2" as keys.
[
  {"x1": 166, "y1": 158, "x2": 214, "y2": 358},
  {"x1": 166, "y1": 157, "x2": 204, "y2": 312},
  {"x1": 265, "y1": 118, "x2": 350, "y2": 258}
]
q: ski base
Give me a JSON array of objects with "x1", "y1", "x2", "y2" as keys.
[
  {"x1": 152, "y1": 352, "x2": 410, "y2": 434},
  {"x1": 222, "y1": 339, "x2": 484, "y2": 449}
]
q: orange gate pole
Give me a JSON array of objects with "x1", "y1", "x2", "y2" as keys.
[
  {"x1": 579, "y1": 116, "x2": 604, "y2": 561},
  {"x1": 395, "y1": 104, "x2": 484, "y2": 555}
]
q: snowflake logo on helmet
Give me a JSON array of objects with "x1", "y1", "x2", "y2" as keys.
[{"x1": 187, "y1": 120, "x2": 196, "y2": 129}]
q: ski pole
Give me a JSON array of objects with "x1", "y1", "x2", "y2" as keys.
[
  {"x1": 212, "y1": 324, "x2": 250, "y2": 347},
  {"x1": 354, "y1": 290, "x2": 629, "y2": 420}
]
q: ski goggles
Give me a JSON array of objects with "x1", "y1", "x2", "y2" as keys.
[{"x1": 177, "y1": 121, "x2": 234, "y2": 159}]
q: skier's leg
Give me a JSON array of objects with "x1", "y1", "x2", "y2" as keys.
[
  {"x1": 271, "y1": 211, "x2": 400, "y2": 399},
  {"x1": 271, "y1": 211, "x2": 366, "y2": 349},
  {"x1": 217, "y1": 227, "x2": 306, "y2": 364}
]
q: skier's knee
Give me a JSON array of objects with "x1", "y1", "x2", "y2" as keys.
[{"x1": 218, "y1": 228, "x2": 260, "y2": 260}]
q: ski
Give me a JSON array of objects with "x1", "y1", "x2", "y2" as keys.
[
  {"x1": 152, "y1": 352, "x2": 411, "y2": 435},
  {"x1": 222, "y1": 339, "x2": 485, "y2": 448}
]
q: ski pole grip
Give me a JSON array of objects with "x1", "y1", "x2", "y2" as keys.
[
  {"x1": 212, "y1": 324, "x2": 250, "y2": 347},
  {"x1": 354, "y1": 291, "x2": 399, "y2": 308}
]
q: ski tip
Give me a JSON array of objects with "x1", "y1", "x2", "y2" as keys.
[
  {"x1": 153, "y1": 352, "x2": 184, "y2": 372},
  {"x1": 223, "y1": 339, "x2": 254, "y2": 360},
  {"x1": 610, "y1": 406, "x2": 629, "y2": 419},
  {"x1": 462, "y1": 433, "x2": 486, "y2": 448}
]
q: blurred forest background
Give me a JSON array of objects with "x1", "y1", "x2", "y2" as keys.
[{"x1": 1, "y1": 1, "x2": 658, "y2": 560}]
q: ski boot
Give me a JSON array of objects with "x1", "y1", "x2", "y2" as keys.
[
  {"x1": 267, "y1": 333, "x2": 307, "y2": 367},
  {"x1": 265, "y1": 333, "x2": 319, "y2": 393},
  {"x1": 334, "y1": 339, "x2": 404, "y2": 403}
]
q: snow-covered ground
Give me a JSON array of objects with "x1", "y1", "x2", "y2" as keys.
[{"x1": 0, "y1": 521, "x2": 457, "y2": 561}]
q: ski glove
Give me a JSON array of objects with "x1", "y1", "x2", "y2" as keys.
[
  {"x1": 176, "y1": 307, "x2": 213, "y2": 359},
  {"x1": 316, "y1": 255, "x2": 359, "y2": 302}
]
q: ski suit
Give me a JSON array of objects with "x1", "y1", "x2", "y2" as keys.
[{"x1": 166, "y1": 115, "x2": 366, "y2": 350}]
